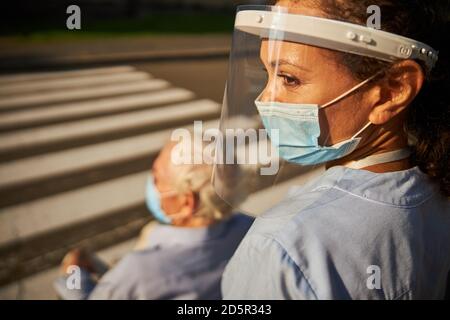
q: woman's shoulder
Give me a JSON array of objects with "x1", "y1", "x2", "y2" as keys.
[
  {"x1": 239, "y1": 166, "x2": 450, "y2": 299},
  {"x1": 252, "y1": 165, "x2": 448, "y2": 257}
]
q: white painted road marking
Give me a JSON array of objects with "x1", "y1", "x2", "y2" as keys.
[
  {"x1": 0, "y1": 88, "x2": 195, "y2": 129},
  {"x1": 0, "y1": 79, "x2": 170, "y2": 110}
]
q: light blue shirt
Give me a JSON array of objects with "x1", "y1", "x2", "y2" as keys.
[
  {"x1": 86, "y1": 213, "x2": 253, "y2": 299},
  {"x1": 222, "y1": 166, "x2": 450, "y2": 299}
]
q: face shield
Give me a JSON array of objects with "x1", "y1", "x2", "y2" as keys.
[{"x1": 212, "y1": 5, "x2": 438, "y2": 216}]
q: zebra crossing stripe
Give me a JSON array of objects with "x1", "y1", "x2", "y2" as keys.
[
  {"x1": 0, "y1": 99, "x2": 220, "y2": 153},
  {"x1": 0, "y1": 88, "x2": 195, "y2": 129},
  {"x1": 0, "y1": 66, "x2": 137, "y2": 84},
  {"x1": 0, "y1": 79, "x2": 170, "y2": 111},
  {"x1": 0, "y1": 119, "x2": 219, "y2": 189},
  {"x1": 0, "y1": 71, "x2": 151, "y2": 95}
]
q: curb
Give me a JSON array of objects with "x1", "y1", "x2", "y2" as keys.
[{"x1": 0, "y1": 47, "x2": 230, "y2": 72}]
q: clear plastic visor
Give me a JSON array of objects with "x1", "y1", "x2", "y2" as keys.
[{"x1": 212, "y1": 5, "x2": 376, "y2": 216}]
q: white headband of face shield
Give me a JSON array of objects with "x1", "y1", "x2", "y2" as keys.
[{"x1": 235, "y1": 9, "x2": 438, "y2": 72}]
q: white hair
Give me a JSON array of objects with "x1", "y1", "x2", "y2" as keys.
[{"x1": 169, "y1": 137, "x2": 234, "y2": 222}]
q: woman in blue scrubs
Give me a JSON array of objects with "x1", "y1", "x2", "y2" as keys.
[{"x1": 219, "y1": 0, "x2": 449, "y2": 299}]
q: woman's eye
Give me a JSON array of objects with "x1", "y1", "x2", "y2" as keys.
[{"x1": 279, "y1": 74, "x2": 300, "y2": 87}]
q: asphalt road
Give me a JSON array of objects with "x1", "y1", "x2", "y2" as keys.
[
  {"x1": 132, "y1": 58, "x2": 229, "y2": 103},
  {"x1": 0, "y1": 59, "x2": 228, "y2": 298}
]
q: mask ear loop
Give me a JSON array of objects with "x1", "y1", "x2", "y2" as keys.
[
  {"x1": 320, "y1": 71, "x2": 382, "y2": 109},
  {"x1": 159, "y1": 189, "x2": 178, "y2": 198},
  {"x1": 350, "y1": 121, "x2": 373, "y2": 139},
  {"x1": 319, "y1": 69, "x2": 386, "y2": 140}
]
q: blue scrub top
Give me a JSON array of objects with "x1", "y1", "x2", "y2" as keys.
[{"x1": 222, "y1": 166, "x2": 450, "y2": 299}]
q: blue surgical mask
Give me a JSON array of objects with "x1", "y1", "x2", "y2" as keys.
[
  {"x1": 145, "y1": 174, "x2": 172, "y2": 224},
  {"x1": 255, "y1": 74, "x2": 377, "y2": 166}
]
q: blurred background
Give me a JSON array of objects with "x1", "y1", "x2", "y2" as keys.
[{"x1": 0, "y1": 0, "x2": 270, "y2": 299}]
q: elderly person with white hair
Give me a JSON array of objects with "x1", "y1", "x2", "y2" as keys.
[{"x1": 54, "y1": 139, "x2": 253, "y2": 300}]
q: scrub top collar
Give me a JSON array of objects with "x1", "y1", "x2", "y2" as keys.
[{"x1": 288, "y1": 165, "x2": 435, "y2": 208}]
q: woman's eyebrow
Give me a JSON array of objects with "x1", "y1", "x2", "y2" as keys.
[{"x1": 270, "y1": 59, "x2": 311, "y2": 72}]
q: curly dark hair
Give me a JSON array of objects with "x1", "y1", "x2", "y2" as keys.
[{"x1": 269, "y1": 0, "x2": 450, "y2": 196}]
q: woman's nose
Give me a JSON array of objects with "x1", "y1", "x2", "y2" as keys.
[
  {"x1": 257, "y1": 77, "x2": 270, "y2": 102},
  {"x1": 259, "y1": 82, "x2": 277, "y2": 103},
  {"x1": 258, "y1": 89, "x2": 270, "y2": 102}
]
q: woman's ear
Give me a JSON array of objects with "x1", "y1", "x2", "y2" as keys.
[{"x1": 368, "y1": 60, "x2": 425, "y2": 125}]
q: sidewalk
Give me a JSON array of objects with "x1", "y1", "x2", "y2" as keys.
[{"x1": 0, "y1": 34, "x2": 231, "y2": 71}]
